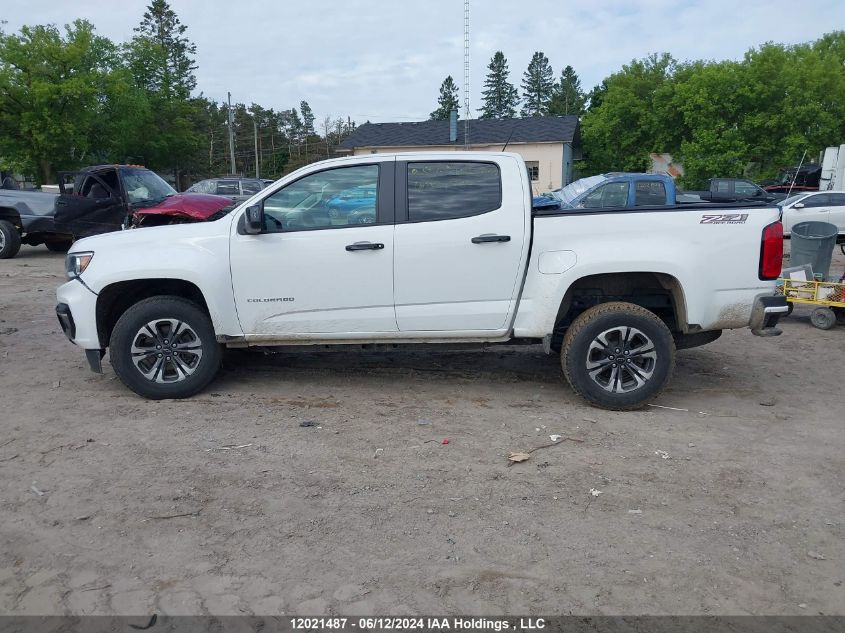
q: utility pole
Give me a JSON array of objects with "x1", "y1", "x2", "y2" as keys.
[
  {"x1": 254, "y1": 119, "x2": 260, "y2": 179},
  {"x1": 463, "y1": 0, "x2": 470, "y2": 149},
  {"x1": 227, "y1": 92, "x2": 236, "y2": 175}
]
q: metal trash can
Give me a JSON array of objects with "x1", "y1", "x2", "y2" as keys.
[{"x1": 790, "y1": 221, "x2": 838, "y2": 280}]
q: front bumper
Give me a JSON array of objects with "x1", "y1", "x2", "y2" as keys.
[
  {"x1": 56, "y1": 278, "x2": 101, "y2": 350},
  {"x1": 750, "y1": 295, "x2": 789, "y2": 337}
]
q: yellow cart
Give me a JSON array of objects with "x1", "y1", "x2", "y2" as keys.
[{"x1": 776, "y1": 278, "x2": 845, "y2": 329}]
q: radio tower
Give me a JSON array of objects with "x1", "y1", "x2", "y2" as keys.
[{"x1": 463, "y1": 0, "x2": 470, "y2": 149}]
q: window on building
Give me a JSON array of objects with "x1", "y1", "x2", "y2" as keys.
[{"x1": 526, "y1": 161, "x2": 539, "y2": 181}]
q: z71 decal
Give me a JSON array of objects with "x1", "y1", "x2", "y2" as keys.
[{"x1": 700, "y1": 213, "x2": 749, "y2": 224}]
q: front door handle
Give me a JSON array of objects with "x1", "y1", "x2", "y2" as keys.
[
  {"x1": 345, "y1": 242, "x2": 384, "y2": 251},
  {"x1": 471, "y1": 234, "x2": 511, "y2": 244}
]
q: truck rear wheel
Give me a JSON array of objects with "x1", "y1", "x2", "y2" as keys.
[
  {"x1": 109, "y1": 296, "x2": 222, "y2": 400},
  {"x1": 560, "y1": 302, "x2": 675, "y2": 410},
  {"x1": 0, "y1": 220, "x2": 22, "y2": 259}
]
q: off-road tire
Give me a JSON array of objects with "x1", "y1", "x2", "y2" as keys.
[
  {"x1": 45, "y1": 239, "x2": 73, "y2": 253},
  {"x1": 561, "y1": 301, "x2": 675, "y2": 410},
  {"x1": 0, "y1": 220, "x2": 22, "y2": 259},
  {"x1": 109, "y1": 296, "x2": 222, "y2": 400}
]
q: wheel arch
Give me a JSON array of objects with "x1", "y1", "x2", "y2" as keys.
[
  {"x1": 550, "y1": 271, "x2": 688, "y2": 350},
  {"x1": 95, "y1": 279, "x2": 211, "y2": 348},
  {"x1": 0, "y1": 207, "x2": 22, "y2": 229}
]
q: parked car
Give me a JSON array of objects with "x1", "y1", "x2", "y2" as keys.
[
  {"x1": 779, "y1": 191, "x2": 845, "y2": 239},
  {"x1": 0, "y1": 187, "x2": 74, "y2": 258},
  {"x1": 533, "y1": 173, "x2": 679, "y2": 211},
  {"x1": 684, "y1": 178, "x2": 785, "y2": 203},
  {"x1": 761, "y1": 164, "x2": 822, "y2": 195},
  {"x1": 56, "y1": 152, "x2": 787, "y2": 410},
  {"x1": 186, "y1": 178, "x2": 266, "y2": 204}
]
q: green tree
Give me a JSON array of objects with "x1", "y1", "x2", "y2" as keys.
[
  {"x1": 125, "y1": 0, "x2": 203, "y2": 183},
  {"x1": 520, "y1": 52, "x2": 554, "y2": 117},
  {"x1": 479, "y1": 51, "x2": 519, "y2": 119},
  {"x1": 548, "y1": 65, "x2": 586, "y2": 116},
  {"x1": 0, "y1": 20, "x2": 131, "y2": 183},
  {"x1": 300, "y1": 101, "x2": 315, "y2": 136},
  {"x1": 430, "y1": 76, "x2": 460, "y2": 120},
  {"x1": 127, "y1": 0, "x2": 196, "y2": 99},
  {"x1": 580, "y1": 53, "x2": 679, "y2": 174}
]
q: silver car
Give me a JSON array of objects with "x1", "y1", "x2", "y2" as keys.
[{"x1": 186, "y1": 178, "x2": 266, "y2": 204}]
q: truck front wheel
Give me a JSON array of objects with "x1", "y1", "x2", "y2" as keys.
[
  {"x1": 0, "y1": 220, "x2": 22, "y2": 259},
  {"x1": 109, "y1": 296, "x2": 222, "y2": 400},
  {"x1": 560, "y1": 302, "x2": 675, "y2": 410}
]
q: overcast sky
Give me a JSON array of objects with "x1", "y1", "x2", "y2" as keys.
[{"x1": 3, "y1": 0, "x2": 843, "y2": 124}]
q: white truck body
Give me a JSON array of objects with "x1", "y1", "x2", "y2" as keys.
[{"x1": 56, "y1": 152, "x2": 788, "y2": 409}]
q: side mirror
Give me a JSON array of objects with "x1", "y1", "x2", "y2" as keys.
[
  {"x1": 243, "y1": 204, "x2": 264, "y2": 234},
  {"x1": 793, "y1": 202, "x2": 804, "y2": 209}
]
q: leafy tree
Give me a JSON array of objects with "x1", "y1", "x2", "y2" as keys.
[
  {"x1": 586, "y1": 79, "x2": 609, "y2": 111},
  {"x1": 479, "y1": 51, "x2": 519, "y2": 119},
  {"x1": 430, "y1": 76, "x2": 460, "y2": 120},
  {"x1": 548, "y1": 65, "x2": 586, "y2": 116},
  {"x1": 0, "y1": 20, "x2": 131, "y2": 183},
  {"x1": 520, "y1": 52, "x2": 554, "y2": 117},
  {"x1": 580, "y1": 53, "x2": 678, "y2": 174}
]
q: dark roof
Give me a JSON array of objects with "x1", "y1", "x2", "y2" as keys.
[{"x1": 339, "y1": 115, "x2": 579, "y2": 150}]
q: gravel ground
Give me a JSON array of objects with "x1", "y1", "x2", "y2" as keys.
[{"x1": 0, "y1": 244, "x2": 843, "y2": 616}]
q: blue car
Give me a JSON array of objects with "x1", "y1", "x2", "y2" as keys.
[
  {"x1": 325, "y1": 185, "x2": 377, "y2": 224},
  {"x1": 533, "y1": 173, "x2": 678, "y2": 211}
]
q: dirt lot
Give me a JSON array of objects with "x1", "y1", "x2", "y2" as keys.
[{"x1": 0, "y1": 245, "x2": 843, "y2": 616}]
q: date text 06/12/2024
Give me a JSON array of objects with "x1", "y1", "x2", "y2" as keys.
[{"x1": 289, "y1": 618, "x2": 547, "y2": 631}]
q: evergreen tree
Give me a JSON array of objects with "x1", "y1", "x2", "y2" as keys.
[
  {"x1": 430, "y1": 76, "x2": 460, "y2": 120},
  {"x1": 300, "y1": 101, "x2": 315, "y2": 136},
  {"x1": 479, "y1": 51, "x2": 520, "y2": 119},
  {"x1": 127, "y1": 0, "x2": 197, "y2": 99},
  {"x1": 520, "y1": 51, "x2": 554, "y2": 117},
  {"x1": 548, "y1": 65, "x2": 586, "y2": 116}
]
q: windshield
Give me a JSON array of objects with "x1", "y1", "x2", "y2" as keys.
[
  {"x1": 120, "y1": 168, "x2": 177, "y2": 206},
  {"x1": 554, "y1": 175, "x2": 608, "y2": 207},
  {"x1": 780, "y1": 193, "x2": 810, "y2": 207}
]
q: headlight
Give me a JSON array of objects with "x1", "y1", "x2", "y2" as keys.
[{"x1": 65, "y1": 251, "x2": 94, "y2": 278}]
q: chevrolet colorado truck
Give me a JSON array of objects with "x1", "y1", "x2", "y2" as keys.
[{"x1": 55, "y1": 152, "x2": 788, "y2": 410}]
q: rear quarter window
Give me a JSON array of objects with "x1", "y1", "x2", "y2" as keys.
[{"x1": 407, "y1": 162, "x2": 501, "y2": 222}]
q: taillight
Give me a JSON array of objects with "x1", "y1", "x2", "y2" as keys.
[{"x1": 759, "y1": 221, "x2": 783, "y2": 280}]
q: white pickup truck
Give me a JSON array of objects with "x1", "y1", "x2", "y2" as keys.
[{"x1": 56, "y1": 152, "x2": 788, "y2": 409}]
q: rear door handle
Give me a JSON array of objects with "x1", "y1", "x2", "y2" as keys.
[
  {"x1": 345, "y1": 242, "x2": 384, "y2": 251},
  {"x1": 471, "y1": 234, "x2": 511, "y2": 244}
]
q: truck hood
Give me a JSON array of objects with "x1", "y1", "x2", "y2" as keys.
[
  {"x1": 134, "y1": 192, "x2": 234, "y2": 221},
  {"x1": 70, "y1": 212, "x2": 234, "y2": 254}
]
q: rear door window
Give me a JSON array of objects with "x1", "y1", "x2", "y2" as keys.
[
  {"x1": 216, "y1": 181, "x2": 239, "y2": 196},
  {"x1": 241, "y1": 180, "x2": 263, "y2": 195},
  {"x1": 804, "y1": 194, "x2": 830, "y2": 207},
  {"x1": 406, "y1": 162, "x2": 501, "y2": 222},
  {"x1": 634, "y1": 181, "x2": 666, "y2": 206}
]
